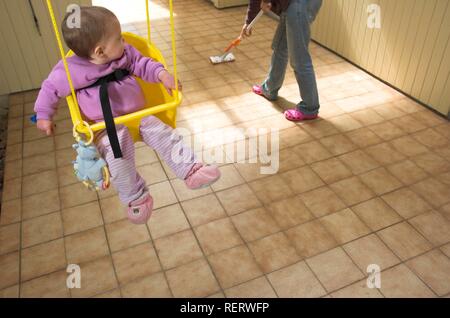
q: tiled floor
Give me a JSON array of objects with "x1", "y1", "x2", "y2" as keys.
[{"x1": 1, "y1": 0, "x2": 450, "y2": 298}]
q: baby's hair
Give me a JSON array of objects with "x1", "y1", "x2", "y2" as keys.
[{"x1": 62, "y1": 6, "x2": 119, "y2": 59}]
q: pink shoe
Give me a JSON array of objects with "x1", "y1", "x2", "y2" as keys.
[
  {"x1": 185, "y1": 163, "x2": 221, "y2": 190},
  {"x1": 284, "y1": 109, "x2": 318, "y2": 122},
  {"x1": 252, "y1": 85, "x2": 278, "y2": 101},
  {"x1": 127, "y1": 194, "x2": 153, "y2": 224}
]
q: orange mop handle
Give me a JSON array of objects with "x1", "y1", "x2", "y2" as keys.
[{"x1": 224, "y1": 37, "x2": 242, "y2": 53}]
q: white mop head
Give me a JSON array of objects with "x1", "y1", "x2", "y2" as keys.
[{"x1": 209, "y1": 53, "x2": 236, "y2": 65}]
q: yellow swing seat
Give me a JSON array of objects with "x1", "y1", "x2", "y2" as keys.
[
  {"x1": 66, "y1": 32, "x2": 182, "y2": 142},
  {"x1": 46, "y1": 0, "x2": 181, "y2": 143}
]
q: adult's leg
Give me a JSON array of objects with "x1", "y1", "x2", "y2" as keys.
[{"x1": 285, "y1": 0, "x2": 321, "y2": 116}]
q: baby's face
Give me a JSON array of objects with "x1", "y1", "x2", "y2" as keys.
[{"x1": 91, "y1": 20, "x2": 125, "y2": 64}]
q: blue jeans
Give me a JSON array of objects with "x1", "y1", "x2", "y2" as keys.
[{"x1": 262, "y1": 0, "x2": 322, "y2": 116}]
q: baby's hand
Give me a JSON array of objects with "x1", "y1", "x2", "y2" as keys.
[
  {"x1": 158, "y1": 70, "x2": 182, "y2": 96},
  {"x1": 37, "y1": 119, "x2": 55, "y2": 136}
]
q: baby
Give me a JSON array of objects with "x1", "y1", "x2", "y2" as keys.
[{"x1": 34, "y1": 6, "x2": 220, "y2": 224}]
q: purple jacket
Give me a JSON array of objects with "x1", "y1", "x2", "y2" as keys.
[
  {"x1": 246, "y1": 0, "x2": 290, "y2": 25},
  {"x1": 34, "y1": 44, "x2": 165, "y2": 122}
]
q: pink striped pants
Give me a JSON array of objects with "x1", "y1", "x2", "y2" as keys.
[{"x1": 95, "y1": 115, "x2": 197, "y2": 205}]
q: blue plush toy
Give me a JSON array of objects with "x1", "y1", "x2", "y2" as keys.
[{"x1": 72, "y1": 140, "x2": 109, "y2": 191}]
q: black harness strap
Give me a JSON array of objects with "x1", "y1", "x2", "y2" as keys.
[{"x1": 85, "y1": 69, "x2": 130, "y2": 159}]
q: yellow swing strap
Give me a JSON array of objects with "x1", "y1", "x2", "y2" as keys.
[
  {"x1": 145, "y1": 0, "x2": 151, "y2": 44},
  {"x1": 168, "y1": 0, "x2": 179, "y2": 101},
  {"x1": 46, "y1": 0, "x2": 82, "y2": 124}
]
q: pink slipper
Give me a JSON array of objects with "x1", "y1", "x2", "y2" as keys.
[
  {"x1": 127, "y1": 194, "x2": 153, "y2": 224},
  {"x1": 252, "y1": 85, "x2": 277, "y2": 101},
  {"x1": 185, "y1": 163, "x2": 221, "y2": 190},
  {"x1": 284, "y1": 109, "x2": 318, "y2": 122}
]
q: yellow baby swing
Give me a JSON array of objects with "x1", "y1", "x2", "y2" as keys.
[{"x1": 46, "y1": 0, "x2": 182, "y2": 190}]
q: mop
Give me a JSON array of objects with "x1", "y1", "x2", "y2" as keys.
[{"x1": 209, "y1": 10, "x2": 265, "y2": 65}]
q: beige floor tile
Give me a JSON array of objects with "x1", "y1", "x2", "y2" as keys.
[
  {"x1": 320, "y1": 209, "x2": 371, "y2": 244},
  {"x1": 285, "y1": 220, "x2": 338, "y2": 259},
  {"x1": 0, "y1": 252, "x2": 19, "y2": 289},
  {"x1": 412, "y1": 152, "x2": 450, "y2": 175},
  {"x1": 57, "y1": 165, "x2": 80, "y2": 187},
  {"x1": 343, "y1": 234, "x2": 400, "y2": 271},
  {"x1": 211, "y1": 164, "x2": 245, "y2": 192},
  {"x1": 105, "y1": 219, "x2": 150, "y2": 252},
  {"x1": 406, "y1": 250, "x2": 450, "y2": 296},
  {"x1": 59, "y1": 183, "x2": 98, "y2": 209},
  {"x1": 381, "y1": 188, "x2": 432, "y2": 218},
  {"x1": 346, "y1": 128, "x2": 383, "y2": 148},
  {"x1": 266, "y1": 196, "x2": 314, "y2": 229},
  {"x1": 359, "y1": 167, "x2": 402, "y2": 196},
  {"x1": 2, "y1": 178, "x2": 22, "y2": 201},
  {"x1": 54, "y1": 132, "x2": 73, "y2": 150},
  {"x1": 99, "y1": 195, "x2": 126, "y2": 224},
  {"x1": 147, "y1": 204, "x2": 190, "y2": 239},
  {"x1": 300, "y1": 119, "x2": 339, "y2": 139},
  {"x1": 368, "y1": 122, "x2": 405, "y2": 141},
  {"x1": 372, "y1": 103, "x2": 406, "y2": 120},
  {"x1": 208, "y1": 245, "x2": 262, "y2": 289},
  {"x1": 6, "y1": 130, "x2": 22, "y2": 146},
  {"x1": 181, "y1": 194, "x2": 226, "y2": 227},
  {"x1": 94, "y1": 288, "x2": 122, "y2": 298},
  {"x1": 23, "y1": 138, "x2": 54, "y2": 158},
  {"x1": 319, "y1": 134, "x2": 357, "y2": 156},
  {"x1": 300, "y1": 186, "x2": 346, "y2": 218},
  {"x1": 277, "y1": 127, "x2": 313, "y2": 149},
  {"x1": 149, "y1": 181, "x2": 179, "y2": 209},
  {"x1": 364, "y1": 142, "x2": 406, "y2": 165},
  {"x1": 170, "y1": 178, "x2": 212, "y2": 202},
  {"x1": 225, "y1": 276, "x2": 277, "y2": 298},
  {"x1": 349, "y1": 109, "x2": 385, "y2": 126},
  {"x1": 380, "y1": 264, "x2": 435, "y2": 298},
  {"x1": 291, "y1": 141, "x2": 332, "y2": 164},
  {"x1": 0, "y1": 223, "x2": 20, "y2": 256},
  {"x1": 277, "y1": 148, "x2": 306, "y2": 173},
  {"x1": 306, "y1": 247, "x2": 364, "y2": 292},
  {"x1": 413, "y1": 128, "x2": 449, "y2": 148},
  {"x1": 248, "y1": 232, "x2": 300, "y2": 273},
  {"x1": 441, "y1": 243, "x2": 450, "y2": 257},
  {"x1": 390, "y1": 136, "x2": 429, "y2": 157},
  {"x1": 65, "y1": 227, "x2": 109, "y2": 264},
  {"x1": 327, "y1": 114, "x2": 363, "y2": 132},
  {"x1": 410, "y1": 178, "x2": 450, "y2": 208},
  {"x1": 21, "y1": 239, "x2": 66, "y2": 282},
  {"x1": 194, "y1": 217, "x2": 243, "y2": 255},
  {"x1": 352, "y1": 198, "x2": 402, "y2": 231},
  {"x1": 62, "y1": 202, "x2": 103, "y2": 235},
  {"x1": 378, "y1": 222, "x2": 432, "y2": 261},
  {"x1": 330, "y1": 279, "x2": 383, "y2": 298},
  {"x1": 22, "y1": 212, "x2": 63, "y2": 248},
  {"x1": 281, "y1": 166, "x2": 325, "y2": 194},
  {"x1": 330, "y1": 176, "x2": 376, "y2": 206},
  {"x1": 134, "y1": 146, "x2": 158, "y2": 167},
  {"x1": 0, "y1": 199, "x2": 21, "y2": 225},
  {"x1": 216, "y1": 184, "x2": 262, "y2": 216},
  {"x1": 0, "y1": 285, "x2": 19, "y2": 298},
  {"x1": 20, "y1": 270, "x2": 70, "y2": 298},
  {"x1": 121, "y1": 272, "x2": 172, "y2": 298},
  {"x1": 392, "y1": 114, "x2": 427, "y2": 134},
  {"x1": 112, "y1": 242, "x2": 161, "y2": 285},
  {"x1": 409, "y1": 211, "x2": 450, "y2": 246},
  {"x1": 231, "y1": 207, "x2": 280, "y2": 242},
  {"x1": 166, "y1": 258, "x2": 220, "y2": 298},
  {"x1": 22, "y1": 190, "x2": 60, "y2": 220},
  {"x1": 71, "y1": 256, "x2": 118, "y2": 298},
  {"x1": 386, "y1": 160, "x2": 428, "y2": 185},
  {"x1": 233, "y1": 162, "x2": 270, "y2": 183},
  {"x1": 249, "y1": 175, "x2": 293, "y2": 205},
  {"x1": 154, "y1": 229, "x2": 203, "y2": 270},
  {"x1": 338, "y1": 150, "x2": 380, "y2": 175},
  {"x1": 55, "y1": 148, "x2": 74, "y2": 167},
  {"x1": 22, "y1": 154, "x2": 56, "y2": 177},
  {"x1": 3, "y1": 160, "x2": 22, "y2": 181},
  {"x1": 137, "y1": 162, "x2": 168, "y2": 185},
  {"x1": 311, "y1": 158, "x2": 353, "y2": 184}
]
